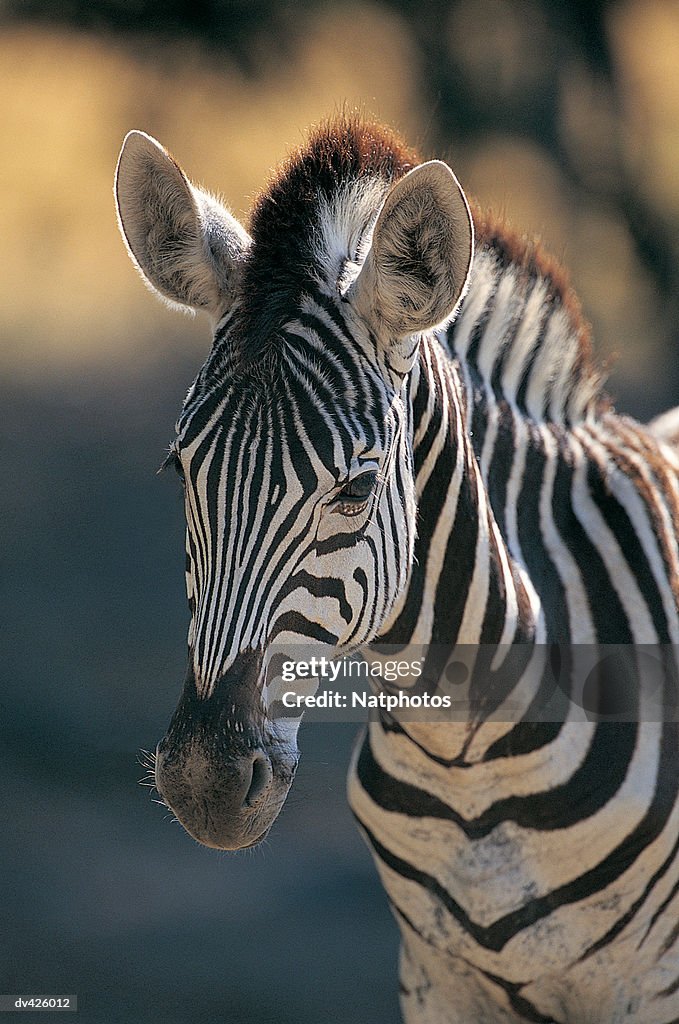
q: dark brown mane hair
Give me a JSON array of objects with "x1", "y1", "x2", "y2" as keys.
[
  {"x1": 234, "y1": 115, "x2": 419, "y2": 352},
  {"x1": 249, "y1": 115, "x2": 419, "y2": 236}
]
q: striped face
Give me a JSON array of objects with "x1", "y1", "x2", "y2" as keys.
[
  {"x1": 154, "y1": 307, "x2": 417, "y2": 849},
  {"x1": 175, "y1": 310, "x2": 417, "y2": 696},
  {"x1": 114, "y1": 125, "x2": 472, "y2": 849}
]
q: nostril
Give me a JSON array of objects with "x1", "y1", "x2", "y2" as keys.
[{"x1": 244, "y1": 751, "x2": 273, "y2": 807}]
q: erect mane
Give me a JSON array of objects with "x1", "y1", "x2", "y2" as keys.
[
  {"x1": 249, "y1": 115, "x2": 419, "y2": 231},
  {"x1": 233, "y1": 116, "x2": 419, "y2": 353},
  {"x1": 452, "y1": 201, "x2": 606, "y2": 425}
]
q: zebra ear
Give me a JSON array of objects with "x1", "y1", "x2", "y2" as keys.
[
  {"x1": 115, "y1": 131, "x2": 251, "y2": 316},
  {"x1": 349, "y1": 160, "x2": 473, "y2": 343}
]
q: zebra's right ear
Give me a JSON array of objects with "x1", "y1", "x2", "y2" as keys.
[
  {"x1": 348, "y1": 160, "x2": 473, "y2": 347},
  {"x1": 115, "y1": 131, "x2": 251, "y2": 316}
]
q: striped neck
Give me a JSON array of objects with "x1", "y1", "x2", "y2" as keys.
[
  {"x1": 377, "y1": 330, "x2": 538, "y2": 653},
  {"x1": 377, "y1": 230, "x2": 605, "y2": 653},
  {"x1": 368, "y1": 239, "x2": 600, "y2": 761},
  {"x1": 370, "y1": 332, "x2": 542, "y2": 764}
]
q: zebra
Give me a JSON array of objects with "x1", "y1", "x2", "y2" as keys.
[{"x1": 115, "y1": 116, "x2": 679, "y2": 1023}]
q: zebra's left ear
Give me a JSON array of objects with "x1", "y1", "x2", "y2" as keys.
[{"x1": 348, "y1": 160, "x2": 473, "y2": 347}]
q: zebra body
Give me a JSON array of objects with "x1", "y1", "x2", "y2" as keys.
[
  {"x1": 351, "y1": 239, "x2": 679, "y2": 1023},
  {"x1": 115, "y1": 117, "x2": 679, "y2": 1023}
]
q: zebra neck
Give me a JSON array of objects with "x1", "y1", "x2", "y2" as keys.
[
  {"x1": 370, "y1": 346, "x2": 541, "y2": 763},
  {"x1": 378, "y1": 337, "x2": 538, "y2": 653}
]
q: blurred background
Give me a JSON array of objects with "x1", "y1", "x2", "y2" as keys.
[{"x1": 1, "y1": 1, "x2": 678, "y2": 1021}]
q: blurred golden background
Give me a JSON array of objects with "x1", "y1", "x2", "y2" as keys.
[
  {"x1": 2, "y1": 3, "x2": 679, "y2": 1023},
  {"x1": 2, "y1": 0, "x2": 679, "y2": 407}
]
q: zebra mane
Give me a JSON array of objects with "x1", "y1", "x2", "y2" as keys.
[{"x1": 451, "y1": 203, "x2": 605, "y2": 425}]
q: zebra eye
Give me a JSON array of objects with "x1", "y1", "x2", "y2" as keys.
[{"x1": 333, "y1": 471, "x2": 378, "y2": 515}]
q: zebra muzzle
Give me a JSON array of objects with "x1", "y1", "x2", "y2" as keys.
[
  {"x1": 153, "y1": 654, "x2": 298, "y2": 850},
  {"x1": 154, "y1": 742, "x2": 283, "y2": 850}
]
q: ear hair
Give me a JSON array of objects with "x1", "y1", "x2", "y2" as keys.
[
  {"x1": 349, "y1": 160, "x2": 473, "y2": 343},
  {"x1": 114, "y1": 131, "x2": 251, "y2": 316}
]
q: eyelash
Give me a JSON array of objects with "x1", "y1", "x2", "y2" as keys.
[{"x1": 332, "y1": 471, "x2": 379, "y2": 515}]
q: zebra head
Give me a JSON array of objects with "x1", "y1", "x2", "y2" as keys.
[{"x1": 115, "y1": 121, "x2": 473, "y2": 850}]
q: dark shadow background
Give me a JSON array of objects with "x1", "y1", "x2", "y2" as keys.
[
  {"x1": 1, "y1": 370, "x2": 399, "y2": 1023},
  {"x1": 2, "y1": 1, "x2": 678, "y2": 1022}
]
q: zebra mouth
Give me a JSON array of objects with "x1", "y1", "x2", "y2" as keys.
[
  {"x1": 238, "y1": 827, "x2": 272, "y2": 850},
  {"x1": 187, "y1": 815, "x2": 274, "y2": 852}
]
